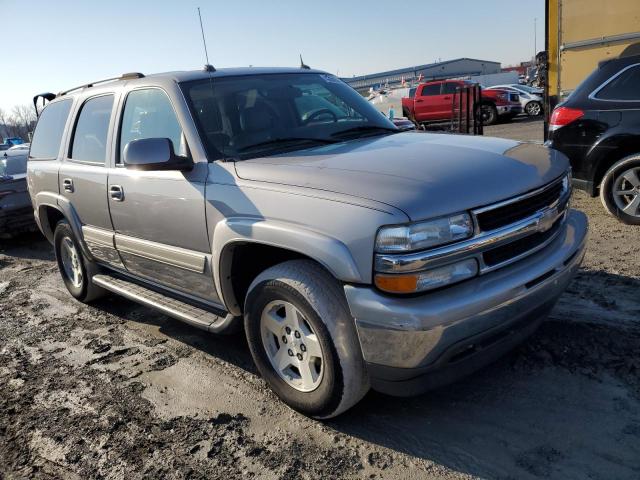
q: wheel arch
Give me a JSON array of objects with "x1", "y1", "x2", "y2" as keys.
[
  {"x1": 213, "y1": 218, "x2": 363, "y2": 316},
  {"x1": 588, "y1": 136, "x2": 640, "y2": 195},
  {"x1": 34, "y1": 192, "x2": 93, "y2": 260}
]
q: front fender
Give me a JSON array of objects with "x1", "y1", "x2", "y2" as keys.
[{"x1": 212, "y1": 217, "x2": 364, "y2": 314}]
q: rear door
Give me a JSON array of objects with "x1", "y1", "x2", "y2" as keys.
[
  {"x1": 438, "y1": 82, "x2": 460, "y2": 119},
  {"x1": 107, "y1": 87, "x2": 219, "y2": 304},
  {"x1": 414, "y1": 83, "x2": 442, "y2": 121},
  {"x1": 59, "y1": 93, "x2": 122, "y2": 267}
]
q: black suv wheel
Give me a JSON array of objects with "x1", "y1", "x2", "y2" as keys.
[{"x1": 600, "y1": 154, "x2": 640, "y2": 225}]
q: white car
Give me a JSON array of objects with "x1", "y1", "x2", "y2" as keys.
[
  {"x1": 486, "y1": 84, "x2": 543, "y2": 116},
  {"x1": 5, "y1": 144, "x2": 30, "y2": 156}
]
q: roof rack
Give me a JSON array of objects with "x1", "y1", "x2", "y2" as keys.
[{"x1": 58, "y1": 72, "x2": 145, "y2": 96}]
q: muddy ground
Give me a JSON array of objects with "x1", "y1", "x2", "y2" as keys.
[{"x1": 1, "y1": 120, "x2": 639, "y2": 479}]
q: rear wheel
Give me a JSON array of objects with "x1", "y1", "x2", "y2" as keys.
[
  {"x1": 54, "y1": 220, "x2": 106, "y2": 302},
  {"x1": 525, "y1": 101, "x2": 542, "y2": 116},
  {"x1": 600, "y1": 154, "x2": 640, "y2": 225},
  {"x1": 244, "y1": 260, "x2": 369, "y2": 418}
]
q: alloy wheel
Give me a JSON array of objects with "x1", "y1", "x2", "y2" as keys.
[
  {"x1": 260, "y1": 300, "x2": 324, "y2": 392},
  {"x1": 60, "y1": 236, "x2": 83, "y2": 288},
  {"x1": 526, "y1": 102, "x2": 541, "y2": 116},
  {"x1": 612, "y1": 167, "x2": 640, "y2": 217}
]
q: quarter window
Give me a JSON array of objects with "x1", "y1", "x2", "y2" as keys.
[
  {"x1": 29, "y1": 99, "x2": 73, "y2": 160},
  {"x1": 595, "y1": 65, "x2": 640, "y2": 101},
  {"x1": 119, "y1": 89, "x2": 185, "y2": 163},
  {"x1": 70, "y1": 95, "x2": 114, "y2": 164}
]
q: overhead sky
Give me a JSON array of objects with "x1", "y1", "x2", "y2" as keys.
[{"x1": 0, "y1": 0, "x2": 543, "y2": 112}]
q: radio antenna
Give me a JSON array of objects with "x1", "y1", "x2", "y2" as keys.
[{"x1": 198, "y1": 7, "x2": 215, "y2": 71}]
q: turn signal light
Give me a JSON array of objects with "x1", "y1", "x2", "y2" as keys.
[{"x1": 374, "y1": 274, "x2": 419, "y2": 294}]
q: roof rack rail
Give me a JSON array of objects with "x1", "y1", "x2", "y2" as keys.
[{"x1": 58, "y1": 72, "x2": 145, "y2": 96}]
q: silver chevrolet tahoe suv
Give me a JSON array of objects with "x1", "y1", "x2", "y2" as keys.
[{"x1": 27, "y1": 67, "x2": 588, "y2": 418}]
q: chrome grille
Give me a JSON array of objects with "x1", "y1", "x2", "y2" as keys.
[
  {"x1": 374, "y1": 174, "x2": 571, "y2": 281},
  {"x1": 482, "y1": 217, "x2": 563, "y2": 267},
  {"x1": 476, "y1": 180, "x2": 564, "y2": 231}
]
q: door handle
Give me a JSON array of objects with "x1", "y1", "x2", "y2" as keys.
[
  {"x1": 62, "y1": 178, "x2": 74, "y2": 193},
  {"x1": 443, "y1": 96, "x2": 452, "y2": 100},
  {"x1": 109, "y1": 185, "x2": 124, "y2": 201},
  {"x1": 415, "y1": 99, "x2": 424, "y2": 103}
]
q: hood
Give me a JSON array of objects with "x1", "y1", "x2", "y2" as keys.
[{"x1": 234, "y1": 132, "x2": 568, "y2": 221}]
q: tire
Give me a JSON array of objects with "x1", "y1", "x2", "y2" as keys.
[
  {"x1": 477, "y1": 104, "x2": 498, "y2": 125},
  {"x1": 600, "y1": 154, "x2": 640, "y2": 225},
  {"x1": 244, "y1": 260, "x2": 369, "y2": 419},
  {"x1": 525, "y1": 101, "x2": 542, "y2": 116},
  {"x1": 54, "y1": 220, "x2": 106, "y2": 302}
]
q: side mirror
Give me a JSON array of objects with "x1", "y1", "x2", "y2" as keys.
[{"x1": 123, "y1": 138, "x2": 193, "y2": 171}]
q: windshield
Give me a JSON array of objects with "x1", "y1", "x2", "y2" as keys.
[
  {"x1": 0, "y1": 154, "x2": 27, "y2": 177},
  {"x1": 514, "y1": 85, "x2": 541, "y2": 94},
  {"x1": 181, "y1": 72, "x2": 397, "y2": 160}
]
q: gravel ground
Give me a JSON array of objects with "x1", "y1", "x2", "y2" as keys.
[{"x1": 1, "y1": 119, "x2": 639, "y2": 479}]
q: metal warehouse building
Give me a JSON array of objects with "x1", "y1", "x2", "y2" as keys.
[{"x1": 343, "y1": 58, "x2": 501, "y2": 93}]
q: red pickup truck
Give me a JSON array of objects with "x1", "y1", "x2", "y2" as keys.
[{"x1": 402, "y1": 80, "x2": 522, "y2": 125}]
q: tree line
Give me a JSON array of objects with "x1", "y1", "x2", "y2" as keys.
[{"x1": 0, "y1": 105, "x2": 37, "y2": 142}]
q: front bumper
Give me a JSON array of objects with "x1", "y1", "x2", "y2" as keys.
[
  {"x1": 344, "y1": 209, "x2": 588, "y2": 396},
  {"x1": 497, "y1": 104, "x2": 522, "y2": 115}
]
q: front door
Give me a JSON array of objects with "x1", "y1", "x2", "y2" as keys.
[
  {"x1": 59, "y1": 93, "x2": 122, "y2": 267},
  {"x1": 414, "y1": 83, "x2": 442, "y2": 121},
  {"x1": 107, "y1": 87, "x2": 219, "y2": 304}
]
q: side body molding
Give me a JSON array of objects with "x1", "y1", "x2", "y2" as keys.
[{"x1": 212, "y1": 217, "x2": 364, "y2": 315}]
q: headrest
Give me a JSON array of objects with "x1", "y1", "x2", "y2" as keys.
[{"x1": 240, "y1": 105, "x2": 274, "y2": 133}]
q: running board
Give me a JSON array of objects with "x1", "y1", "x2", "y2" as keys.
[{"x1": 92, "y1": 274, "x2": 240, "y2": 334}]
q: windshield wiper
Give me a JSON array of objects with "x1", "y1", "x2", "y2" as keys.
[
  {"x1": 237, "y1": 137, "x2": 336, "y2": 154},
  {"x1": 330, "y1": 125, "x2": 399, "y2": 139}
]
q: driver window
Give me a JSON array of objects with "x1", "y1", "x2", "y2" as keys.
[{"x1": 119, "y1": 89, "x2": 185, "y2": 163}]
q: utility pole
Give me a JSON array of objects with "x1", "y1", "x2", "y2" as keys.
[{"x1": 534, "y1": 17, "x2": 537, "y2": 59}]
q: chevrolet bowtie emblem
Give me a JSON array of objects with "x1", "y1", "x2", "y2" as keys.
[{"x1": 538, "y1": 207, "x2": 558, "y2": 232}]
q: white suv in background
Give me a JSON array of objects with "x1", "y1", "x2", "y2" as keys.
[{"x1": 487, "y1": 84, "x2": 543, "y2": 117}]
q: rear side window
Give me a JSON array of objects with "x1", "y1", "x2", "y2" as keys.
[
  {"x1": 29, "y1": 99, "x2": 72, "y2": 160},
  {"x1": 420, "y1": 84, "x2": 441, "y2": 96},
  {"x1": 70, "y1": 95, "x2": 114, "y2": 164},
  {"x1": 118, "y1": 88, "x2": 184, "y2": 163},
  {"x1": 442, "y1": 82, "x2": 459, "y2": 95},
  {"x1": 595, "y1": 64, "x2": 640, "y2": 101}
]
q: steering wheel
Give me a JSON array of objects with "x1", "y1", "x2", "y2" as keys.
[{"x1": 303, "y1": 108, "x2": 338, "y2": 125}]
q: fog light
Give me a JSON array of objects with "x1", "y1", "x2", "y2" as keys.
[{"x1": 375, "y1": 258, "x2": 478, "y2": 294}]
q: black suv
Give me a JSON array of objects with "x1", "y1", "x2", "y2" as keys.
[{"x1": 548, "y1": 46, "x2": 640, "y2": 224}]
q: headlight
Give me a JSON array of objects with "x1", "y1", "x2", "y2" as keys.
[
  {"x1": 375, "y1": 258, "x2": 478, "y2": 294},
  {"x1": 375, "y1": 213, "x2": 473, "y2": 253}
]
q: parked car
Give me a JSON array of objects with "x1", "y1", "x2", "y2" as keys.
[
  {"x1": 27, "y1": 68, "x2": 587, "y2": 418},
  {"x1": 547, "y1": 49, "x2": 640, "y2": 224},
  {"x1": 0, "y1": 149, "x2": 35, "y2": 237},
  {"x1": 486, "y1": 84, "x2": 543, "y2": 116},
  {"x1": 402, "y1": 80, "x2": 522, "y2": 125}
]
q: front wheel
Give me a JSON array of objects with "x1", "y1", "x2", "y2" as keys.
[
  {"x1": 600, "y1": 154, "x2": 640, "y2": 225},
  {"x1": 477, "y1": 104, "x2": 498, "y2": 125},
  {"x1": 525, "y1": 101, "x2": 542, "y2": 116},
  {"x1": 244, "y1": 260, "x2": 369, "y2": 419}
]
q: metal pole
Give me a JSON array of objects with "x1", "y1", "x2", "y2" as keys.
[{"x1": 534, "y1": 17, "x2": 537, "y2": 58}]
